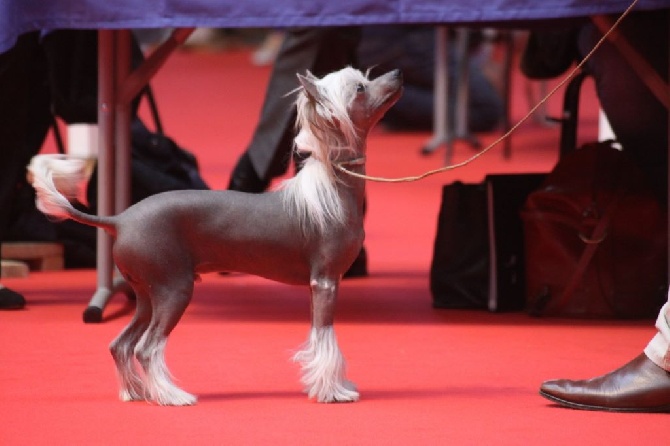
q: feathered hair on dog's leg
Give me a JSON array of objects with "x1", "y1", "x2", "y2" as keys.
[
  {"x1": 293, "y1": 326, "x2": 359, "y2": 403},
  {"x1": 135, "y1": 334, "x2": 197, "y2": 406}
]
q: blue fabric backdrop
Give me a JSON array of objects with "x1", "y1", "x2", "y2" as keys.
[{"x1": 3, "y1": 0, "x2": 669, "y2": 52}]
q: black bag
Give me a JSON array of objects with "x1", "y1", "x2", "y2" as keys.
[
  {"x1": 430, "y1": 181, "x2": 488, "y2": 309},
  {"x1": 522, "y1": 142, "x2": 667, "y2": 318},
  {"x1": 11, "y1": 118, "x2": 210, "y2": 268},
  {"x1": 430, "y1": 174, "x2": 545, "y2": 311},
  {"x1": 86, "y1": 118, "x2": 209, "y2": 210}
]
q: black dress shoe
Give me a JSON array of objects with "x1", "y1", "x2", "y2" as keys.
[
  {"x1": 228, "y1": 152, "x2": 270, "y2": 193},
  {"x1": 0, "y1": 287, "x2": 26, "y2": 310},
  {"x1": 540, "y1": 353, "x2": 670, "y2": 412},
  {"x1": 343, "y1": 247, "x2": 368, "y2": 279}
]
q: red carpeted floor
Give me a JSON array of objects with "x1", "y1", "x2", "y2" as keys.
[{"x1": 1, "y1": 46, "x2": 666, "y2": 445}]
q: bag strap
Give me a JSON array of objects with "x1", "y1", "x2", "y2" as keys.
[
  {"x1": 550, "y1": 191, "x2": 621, "y2": 313},
  {"x1": 50, "y1": 85, "x2": 163, "y2": 155}
]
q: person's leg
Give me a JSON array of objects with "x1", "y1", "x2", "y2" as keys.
[
  {"x1": 579, "y1": 9, "x2": 668, "y2": 203},
  {"x1": 228, "y1": 27, "x2": 361, "y2": 192},
  {"x1": 0, "y1": 33, "x2": 52, "y2": 309}
]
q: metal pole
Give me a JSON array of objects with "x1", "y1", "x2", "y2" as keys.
[
  {"x1": 421, "y1": 26, "x2": 450, "y2": 159},
  {"x1": 115, "y1": 30, "x2": 132, "y2": 214},
  {"x1": 84, "y1": 30, "x2": 116, "y2": 323}
]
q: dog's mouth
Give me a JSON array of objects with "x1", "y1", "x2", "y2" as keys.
[
  {"x1": 384, "y1": 85, "x2": 403, "y2": 107},
  {"x1": 370, "y1": 84, "x2": 403, "y2": 123},
  {"x1": 371, "y1": 69, "x2": 404, "y2": 116}
]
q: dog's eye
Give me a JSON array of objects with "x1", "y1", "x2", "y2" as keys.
[{"x1": 356, "y1": 84, "x2": 366, "y2": 94}]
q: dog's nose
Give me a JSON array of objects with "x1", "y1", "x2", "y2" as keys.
[{"x1": 391, "y1": 69, "x2": 403, "y2": 81}]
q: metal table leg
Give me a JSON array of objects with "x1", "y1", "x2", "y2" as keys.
[
  {"x1": 421, "y1": 26, "x2": 450, "y2": 158},
  {"x1": 84, "y1": 28, "x2": 194, "y2": 323},
  {"x1": 84, "y1": 29, "x2": 133, "y2": 323},
  {"x1": 421, "y1": 28, "x2": 482, "y2": 164}
]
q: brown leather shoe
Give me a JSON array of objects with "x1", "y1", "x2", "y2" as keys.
[{"x1": 540, "y1": 353, "x2": 670, "y2": 412}]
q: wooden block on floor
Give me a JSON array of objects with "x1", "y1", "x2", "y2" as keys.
[
  {"x1": 1, "y1": 260, "x2": 30, "y2": 278},
  {"x1": 1, "y1": 242, "x2": 64, "y2": 271}
]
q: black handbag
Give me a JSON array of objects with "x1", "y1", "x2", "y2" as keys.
[{"x1": 430, "y1": 174, "x2": 545, "y2": 311}]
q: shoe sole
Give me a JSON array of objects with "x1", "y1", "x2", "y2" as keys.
[
  {"x1": 539, "y1": 390, "x2": 670, "y2": 413},
  {"x1": 0, "y1": 304, "x2": 25, "y2": 310}
]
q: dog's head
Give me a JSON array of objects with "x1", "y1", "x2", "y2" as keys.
[
  {"x1": 295, "y1": 67, "x2": 403, "y2": 154},
  {"x1": 282, "y1": 68, "x2": 402, "y2": 234}
]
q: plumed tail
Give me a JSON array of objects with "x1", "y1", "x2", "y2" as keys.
[{"x1": 27, "y1": 155, "x2": 117, "y2": 234}]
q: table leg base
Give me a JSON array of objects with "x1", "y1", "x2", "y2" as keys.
[{"x1": 83, "y1": 277, "x2": 134, "y2": 323}]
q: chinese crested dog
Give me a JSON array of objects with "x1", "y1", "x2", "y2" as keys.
[{"x1": 29, "y1": 66, "x2": 403, "y2": 405}]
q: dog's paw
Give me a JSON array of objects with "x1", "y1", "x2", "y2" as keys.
[
  {"x1": 119, "y1": 388, "x2": 145, "y2": 403},
  {"x1": 117, "y1": 373, "x2": 147, "y2": 403},
  {"x1": 315, "y1": 380, "x2": 359, "y2": 403},
  {"x1": 151, "y1": 388, "x2": 198, "y2": 406},
  {"x1": 306, "y1": 379, "x2": 359, "y2": 403}
]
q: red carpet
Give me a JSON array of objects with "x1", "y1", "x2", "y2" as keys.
[{"x1": 1, "y1": 47, "x2": 665, "y2": 444}]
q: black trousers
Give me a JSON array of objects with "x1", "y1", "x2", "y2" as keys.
[
  {"x1": 579, "y1": 9, "x2": 669, "y2": 203},
  {"x1": 0, "y1": 33, "x2": 52, "y2": 247}
]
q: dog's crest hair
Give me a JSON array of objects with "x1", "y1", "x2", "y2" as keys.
[{"x1": 280, "y1": 67, "x2": 367, "y2": 234}]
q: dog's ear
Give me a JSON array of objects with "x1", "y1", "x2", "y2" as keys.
[
  {"x1": 297, "y1": 72, "x2": 323, "y2": 105},
  {"x1": 297, "y1": 72, "x2": 339, "y2": 127}
]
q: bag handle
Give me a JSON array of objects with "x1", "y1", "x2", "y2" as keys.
[
  {"x1": 50, "y1": 85, "x2": 163, "y2": 154},
  {"x1": 549, "y1": 191, "x2": 621, "y2": 313}
]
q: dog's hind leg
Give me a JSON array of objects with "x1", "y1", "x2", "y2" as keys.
[
  {"x1": 134, "y1": 283, "x2": 197, "y2": 406},
  {"x1": 109, "y1": 293, "x2": 152, "y2": 402},
  {"x1": 293, "y1": 277, "x2": 359, "y2": 403}
]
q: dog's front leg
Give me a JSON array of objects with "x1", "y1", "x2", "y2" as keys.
[{"x1": 293, "y1": 277, "x2": 359, "y2": 403}]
